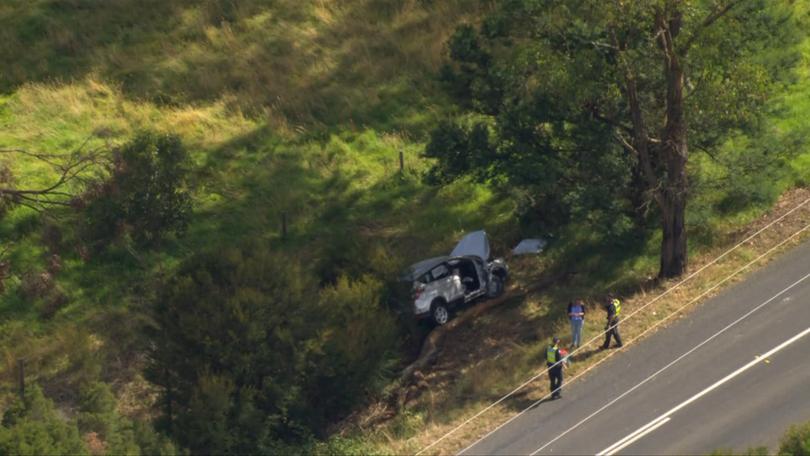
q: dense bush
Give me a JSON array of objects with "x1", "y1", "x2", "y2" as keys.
[
  {"x1": 147, "y1": 243, "x2": 399, "y2": 453},
  {"x1": 0, "y1": 383, "x2": 176, "y2": 456},
  {"x1": 84, "y1": 131, "x2": 192, "y2": 249},
  {"x1": 77, "y1": 382, "x2": 177, "y2": 455},
  {"x1": 310, "y1": 276, "x2": 399, "y2": 427},
  {"x1": 0, "y1": 386, "x2": 87, "y2": 455}
]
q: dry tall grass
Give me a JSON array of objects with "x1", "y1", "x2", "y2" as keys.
[{"x1": 0, "y1": 0, "x2": 489, "y2": 131}]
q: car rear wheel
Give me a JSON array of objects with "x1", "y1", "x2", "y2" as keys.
[{"x1": 432, "y1": 301, "x2": 449, "y2": 325}]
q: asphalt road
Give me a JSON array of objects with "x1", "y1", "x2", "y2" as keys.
[{"x1": 461, "y1": 238, "x2": 810, "y2": 455}]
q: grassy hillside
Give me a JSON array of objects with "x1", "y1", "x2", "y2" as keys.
[
  {"x1": 0, "y1": 0, "x2": 511, "y2": 431},
  {"x1": 0, "y1": 0, "x2": 493, "y2": 131},
  {"x1": 0, "y1": 0, "x2": 809, "y2": 454}
]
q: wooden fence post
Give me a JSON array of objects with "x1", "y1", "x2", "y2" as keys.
[{"x1": 399, "y1": 150, "x2": 404, "y2": 173}]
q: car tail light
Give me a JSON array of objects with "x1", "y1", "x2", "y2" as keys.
[{"x1": 413, "y1": 283, "x2": 426, "y2": 299}]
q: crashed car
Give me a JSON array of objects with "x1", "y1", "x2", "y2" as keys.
[{"x1": 402, "y1": 231, "x2": 508, "y2": 325}]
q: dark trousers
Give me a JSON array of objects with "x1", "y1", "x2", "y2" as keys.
[
  {"x1": 548, "y1": 366, "x2": 563, "y2": 397},
  {"x1": 603, "y1": 318, "x2": 623, "y2": 348}
]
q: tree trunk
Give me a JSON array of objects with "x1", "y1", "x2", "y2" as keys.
[
  {"x1": 658, "y1": 191, "x2": 687, "y2": 278},
  {"x1": 628, "y1": 160, "x2": 651, "y2": 230},
  {"x1": 656, "y1": 9, "x2": 689, "y2": 278}
]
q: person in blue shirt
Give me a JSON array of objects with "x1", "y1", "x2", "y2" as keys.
[{"x1": 567, "y1": 299, "x2": 586, "y2": 349}]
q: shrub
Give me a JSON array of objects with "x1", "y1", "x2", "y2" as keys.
[
  {"x1": 77, "y1": 382, "x2": 120, "y2": 443},
  {"x1": 311, "y1": 276, "x2": 399, "y2": 425},
  {"x1": 147, "y1": 243, "x2": 401, "y2": 453},
  {"x1": 76, "y1": 382, "x2": 178, "y2": 455},
  {"x1": 84, "y1": 131, "x2": 192, "y2": 249},
  {"x1": 0, "y1": 385, "x2": 88, "y2": 455},
  {"x1": 147, "y1": 245, "x2": 324, "y2": 453},
  {"x1": 780, "y1": 421, "x2": 810, "y2": 455}
]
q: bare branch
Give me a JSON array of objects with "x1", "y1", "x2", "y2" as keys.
[
  {"x1": 613, "y1": 131, "x2": 638, "y2": 155},
  {"x1": 14, "y1": 199, "x2": 45, "y2": 213},
  {"x1": 693, "y1": 142, "x2": 721, "y2": 163},
  {"x1": 0, "y1": 138, "x2": 105, "y2": 213},
  {"x1": 0, "y1": 148, "x2": 67, "y2": 167},
  {"x1": 589, "y1": 40, "x2": 620, "y2": 52}
]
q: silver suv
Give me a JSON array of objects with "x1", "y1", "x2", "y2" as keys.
[{"x1": 402, "y1": 231, "x2": 508, "y2": 325}]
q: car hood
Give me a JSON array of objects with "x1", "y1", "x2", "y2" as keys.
[{"x1": 450, "y1": 230, "x2": 490, "y2": 261}]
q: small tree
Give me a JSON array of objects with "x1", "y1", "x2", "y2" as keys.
[{"x1": 84, "y1": 131, "x2": 192, "y2": 248}]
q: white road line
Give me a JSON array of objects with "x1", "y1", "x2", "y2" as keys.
[
  {"x1": 527, "y1": 270, "x2": 810, "y2": 456},
  {"x1": 418, "y1": 199, "x2": 810, "y2": 456},
  {"x1": 597, "y1": 326, "x2": 810, "y2": 456},
  {"x1": 599, "y1": 417, "x2": 671, "y2": 456},
  {"x1": 596, "y1": 416, "x2": 670, "y2": 456}
]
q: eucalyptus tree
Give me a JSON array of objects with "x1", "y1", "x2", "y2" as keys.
[{"x1": 429, "y1": 0, "x2": 802, "y2": 277}]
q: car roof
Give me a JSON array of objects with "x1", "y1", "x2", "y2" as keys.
[{"x1": 403, "y1": 255, "x2": 486, "y2": 282}]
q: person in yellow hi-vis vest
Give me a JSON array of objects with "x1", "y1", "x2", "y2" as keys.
[
  {"x1": 546, "y1": 336, "x2": 564, "y2": 399},
  {"x1": 601, "y1": 295, "x2": 624, "y2": 349}
]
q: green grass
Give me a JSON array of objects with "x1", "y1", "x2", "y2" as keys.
[
  {"x1": 0, "y1": 0, "x2": 489, "y2": 133},
  {"x1": 0, "y1": 52, "x2": 517, "y2": 422}
]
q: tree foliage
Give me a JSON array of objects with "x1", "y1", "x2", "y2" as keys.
[
  {"x1": 84, "y1": 131, "x2": 192, "y2": 248},
  {"x1": 0, "y1": 383, "x2": 176, "y2": 456},
  {"x1": 147, "y1": 243, "x2": 398, "y2": 453},
  {"x1": 429, "y1": 0, "x2": 804, "y2": 276},
  {"x1": 0, "y1": 386, "x2": 88, "y2": 456},
  {"x1": 780, "y1": 420, "x2": 810, "y2": 456},
  {"x1": 77, "y1": 382, "x2": 178, "y2": 455}
]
